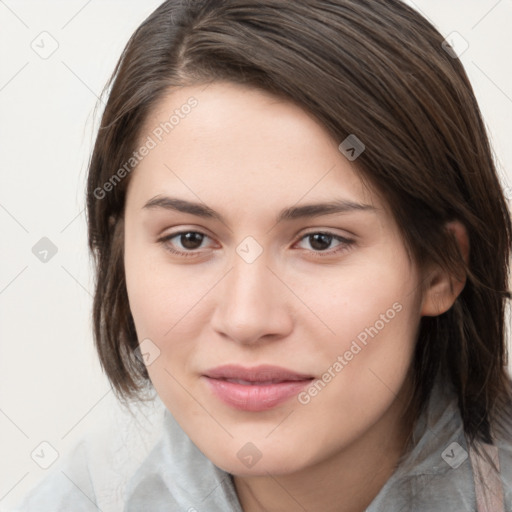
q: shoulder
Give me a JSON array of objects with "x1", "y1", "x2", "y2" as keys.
[
  {"x1": 124, "y1": 408, "x2": 243, "y2": 512},
  {"x1": 491, "y1": 380, "x2": 512, "y2": 508},
  {"x1": 496, "y1": 427, "x2": 512, "y2": 507},
  {"x1": 8, "y1": 439, "x2": 97, "y2": 512},
  {"x1": 368, "y1": 377, "x2": 475, "y2": 510},
  {"x1": 8, "y1": 396, "x2": 165, "y2": 512},
  {"x1": 368, "y1": 378, "x2": 512, "y2": 511}
]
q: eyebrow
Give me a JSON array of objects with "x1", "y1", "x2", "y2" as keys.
[{"x1": 142, "y1": 195, "x2": 377, "y2": 224}]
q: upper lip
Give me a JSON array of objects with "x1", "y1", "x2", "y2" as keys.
[{"x1": 203, "y1": 364, "x2": 314, "y2": 383}]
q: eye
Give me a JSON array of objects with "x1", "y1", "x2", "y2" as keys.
[
  {"x1": 294, "y1": 231, "x2": 354, "y2": 257},
  {"x1": 157, "y1": 229, "x2": 355, "y2": 259},
  {"x1": 158, "y1": 230, "x2": 213, "y2": 257}
]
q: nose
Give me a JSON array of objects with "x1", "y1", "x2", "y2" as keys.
[{"x1": 210, "y1": 251, "x2": 293, "y2": 346}]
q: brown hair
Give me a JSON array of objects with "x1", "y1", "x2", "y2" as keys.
[{"x1": 86, "y1": 0, "x2": 512, "y2": 446}]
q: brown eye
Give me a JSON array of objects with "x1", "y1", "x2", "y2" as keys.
[
  {"x1": 158, "y1": 230, "x2": 212, "y2": 258},
  {"x1": 308, "y1": 233, "x2": 334, "y2": 251},
  {"x1": 295, "y1": 231, "x2": 354, "y2": 257},
  {"x1": 179, "y1": 232, "x2": 205, "y2": 250}
]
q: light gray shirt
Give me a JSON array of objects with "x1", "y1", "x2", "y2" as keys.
[{"x1": 9, "y1": 378, "x2": 512, "y2": 511}]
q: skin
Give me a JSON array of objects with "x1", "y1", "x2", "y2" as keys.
[{"x1": 123, "y1": 81, "x2": 467, "y2": 512}]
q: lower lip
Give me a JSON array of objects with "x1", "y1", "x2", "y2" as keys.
[{"x1": 203, "y1": 377, "x2": 313, "y2": 412}]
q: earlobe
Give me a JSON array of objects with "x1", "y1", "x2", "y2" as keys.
[{"x1": 420, "y1": 220, "x2": 469, "y2": 317}]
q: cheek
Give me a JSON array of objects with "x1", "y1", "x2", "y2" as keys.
[
  {"x1": 124, "y1": 232, "x2": 205, "y2": 337},
  {"x1": 124, "y1": 241, "x2": 214, "y2": 399},
  {"x1": 302, "y1": 254, "x2": 420, "y2": 355},
  {"x1": 125, "y1": 267, "x2": 204, "y2": 381},
  {"x1": 124, "y1": 258, "x2": 200, "y2": 411},
  {"x1": 297, "y1": 256, "x2": 421, "y2": 416}
]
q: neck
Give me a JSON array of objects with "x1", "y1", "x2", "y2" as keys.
[{"x1": 233, "y1": 383, "x2": 415, "y2": 512}]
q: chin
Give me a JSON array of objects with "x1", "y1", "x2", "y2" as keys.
[{"x1": 200, "y1": 437, "x2": 319, "y2": 477}]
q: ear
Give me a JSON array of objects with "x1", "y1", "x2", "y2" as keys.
[{"x1": 420, "y1": 220, "x2": 469, "y2": 317}]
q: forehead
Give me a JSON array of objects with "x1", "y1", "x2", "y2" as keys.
[{"x1": 127, "y1": 81, "x2": 380, "y2": 217}]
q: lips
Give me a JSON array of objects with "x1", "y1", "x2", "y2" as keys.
[{"x1": 202, "y1": 364, "x2": 314, "y2": 411}]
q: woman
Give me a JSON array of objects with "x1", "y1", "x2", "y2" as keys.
[{"x1": 12, "y1": 0, "x2": 512, "y2": 510}]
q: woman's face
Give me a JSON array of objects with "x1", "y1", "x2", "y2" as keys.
[{"x1": 124, "y1": 81, "x2": 426, "y2": 475}]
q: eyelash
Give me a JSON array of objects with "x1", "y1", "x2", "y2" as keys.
[{"x1": 157, "y1": 230, "x2": 355, "y2": 259}]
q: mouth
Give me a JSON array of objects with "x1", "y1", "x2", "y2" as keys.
[
  {"x1": 220, "y1": 378, "x2": 301, "y2": 385},
  {"x1": 202, "y1": 364, "x2": 315, "y2": 411},
  {"x1": 203, "y1": 364, "x2": 314, "y2": 382}
]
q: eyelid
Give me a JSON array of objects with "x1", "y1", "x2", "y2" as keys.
[
  {"x1": 292, "y1": 230, "x2": 355, "y2": 256},
  {"x1": 297, "y1": 227, "x2": 356, "y2": 240},
  {"x1": 157, "y1": 229, "x2": 217, "y2": 252}
]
